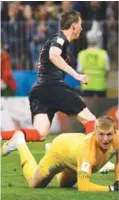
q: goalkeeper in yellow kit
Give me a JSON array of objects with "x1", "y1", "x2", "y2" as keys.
[{"x1": 1, "y1": 116, "x2": 119, "y2": 192}]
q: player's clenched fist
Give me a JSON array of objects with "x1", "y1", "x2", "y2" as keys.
[{"x1": 75, "y1": 74, "x2": 88, "y2": 84}]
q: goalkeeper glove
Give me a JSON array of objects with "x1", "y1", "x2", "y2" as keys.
[{"x1": 109, "y1": 181, "x2": 119, "y2": 191}]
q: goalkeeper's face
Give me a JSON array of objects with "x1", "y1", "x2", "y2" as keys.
[{"x1": 95, "y1": 128, "x2": 115, "y2": 152}]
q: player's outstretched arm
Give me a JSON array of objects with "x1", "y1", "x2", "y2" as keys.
[
  {"x1": 114, "y1": 151, "x2": 119, "y2": 181},
  {"x1": 49, "y1": 46, "x2": 88, "y2": 84},
  {"x1": 77, "y1": 162, "x2": 118, "y2": 192},
  {"x1": 77, "y1": 171, "x2": 109, "y2": 192}
]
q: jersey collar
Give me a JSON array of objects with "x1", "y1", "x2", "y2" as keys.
[{"x1": 60, "y1": 31, "x2": 70, "y2": 45}]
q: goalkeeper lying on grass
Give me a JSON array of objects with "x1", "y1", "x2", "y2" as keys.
[{"x1": 1, "y1": 116, "x2": 119, "y2": 192}]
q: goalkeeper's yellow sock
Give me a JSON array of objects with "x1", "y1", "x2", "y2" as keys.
[{"x1": 18, "y1": 143, "x2": 38, "y2": 183}]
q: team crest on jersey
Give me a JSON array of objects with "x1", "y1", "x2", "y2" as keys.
[{"x1": 57, "y1": 38, "x2": 64, "y2": 46}]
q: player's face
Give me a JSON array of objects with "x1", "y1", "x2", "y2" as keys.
[
  {"x1": 72, "y1": 18, "x2": 82, "y2": 39},
  {"x1": 96, "y1": 130, "x2": 115, "y2": 151}
]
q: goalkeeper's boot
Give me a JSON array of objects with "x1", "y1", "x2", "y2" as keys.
[
  {"x1": 1, "y1": 131, "x2": 25, "y2": 156},
  {"x1": 99, "y1": 161, "x2": 114, "y2": 174}
]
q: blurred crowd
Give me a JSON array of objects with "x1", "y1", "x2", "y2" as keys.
[{"x1": 1, "y1": 1, "x2": 118, "y2": 71}]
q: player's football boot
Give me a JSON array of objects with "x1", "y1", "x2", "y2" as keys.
[{"x1": 1, "y1": 131, "x2": 25, "y2": 156}]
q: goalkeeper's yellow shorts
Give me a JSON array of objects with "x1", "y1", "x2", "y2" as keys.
[{"x1": 38, "y1": 149, "x2": 65, "y2": 177}]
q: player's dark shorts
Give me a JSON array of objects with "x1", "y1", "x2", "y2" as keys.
[
  {"x1": 82, "y1": 90, "x2": 107, "y2": 97},
  {"x1": 29, "y1": 83, "x2": 86, "y2": 123}
]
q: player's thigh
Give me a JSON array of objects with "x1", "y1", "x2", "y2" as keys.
[
  {"x1": 77, "y1": 107, "x2": 96, "y2": 124},
  {"x1": 33, "y1": 113, "x2": 50, "y2": 134},
  {"x1": 30, "y1": 150, "x2": 63, "y2": 188},
  {"x1": 57, "y1": 168, "x2": 77, "y2": 187},
  {"x1": 33, "y1": 109, "x2": 55, "y2": 137},
  {"x1": 38, "y1": 150, "x2": 63, "y2": 179}
]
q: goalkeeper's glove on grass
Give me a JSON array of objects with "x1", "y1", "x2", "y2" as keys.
[{"x1": 109, "y1": 181, "x2": 119, "y2": 191}]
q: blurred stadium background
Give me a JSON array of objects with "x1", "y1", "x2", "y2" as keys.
[{"x1": 1, "y1": 1, "x2": 118, "y2": 133}]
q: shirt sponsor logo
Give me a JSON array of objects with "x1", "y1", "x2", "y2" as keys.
[
  {"x1": 57, "y1": 38, "x2": 64, "y2": 46},
  {"x1": 81, "y1": 161, "x2": 90, "y2": 172}
]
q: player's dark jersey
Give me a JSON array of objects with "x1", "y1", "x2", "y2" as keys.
[{"x1": 37, "y1": 31, "x2": 70, "y2": 84}]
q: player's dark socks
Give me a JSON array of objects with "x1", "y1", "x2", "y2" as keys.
[
  {"x1": 1, "y1": 129, "x2": 42, "y2": 141},
  {"x1": 84, "y1": 120, "x2": 95, "y2": 134}
]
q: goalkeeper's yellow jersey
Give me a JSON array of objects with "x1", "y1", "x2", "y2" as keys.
[{"x1": 49, "y1": 130, "x2": 119, "y2": 191}]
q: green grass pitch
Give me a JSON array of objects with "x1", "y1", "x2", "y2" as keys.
[{"x1": 1, "y1": 136, "x2": 119, "y2": 200}]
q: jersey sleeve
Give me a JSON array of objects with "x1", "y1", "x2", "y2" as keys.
[
  {"x1": 50, "y1": 36, "x2": 65, "y2": 51},
  {"x1": 77, "y1": 144, "x2": 109, "y2": 192},
  {"x1": 115, "y1": 151, "x2": 119, "y2": 181},
  {"x1": 113, "y1": 130, "x2": 119, "y2": 151},
  {"x1": 113, "y1": 130, "x2": 119, "y2": 181}
]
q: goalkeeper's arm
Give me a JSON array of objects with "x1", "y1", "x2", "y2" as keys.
[
  {"x1": 109, "y1": 151, "x2": 119, "y2": 191},
  {"x1": 77, "y1": 171, "x2": 119, "y2": 192},
  {"x1": 114, "y1": 151, "x2": 119, "y2": 181},
  {"x1": 77, "y1": 171, "x2": 109, "y2": 192}
]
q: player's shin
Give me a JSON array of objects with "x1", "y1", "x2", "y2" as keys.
[{"x1": 77, "y1": 107, "x2": 96, "y2": 134}]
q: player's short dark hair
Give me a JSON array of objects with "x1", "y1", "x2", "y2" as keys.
[{"x1": 60, "y1": 9, "x2": 81, "y2": 30}]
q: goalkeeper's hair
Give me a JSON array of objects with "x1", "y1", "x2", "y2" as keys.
[{"x1": 95, "y1": 116, "x2": 116, "y2": 133}]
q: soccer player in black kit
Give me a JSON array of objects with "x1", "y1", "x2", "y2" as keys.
[{"x1": 1, "y1": 10, "x2": 96, "y2": 141}]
